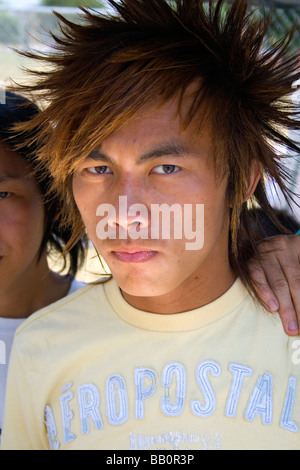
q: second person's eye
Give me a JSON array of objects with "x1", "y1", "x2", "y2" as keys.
[{"x1": 0, "y1": 192, "x2": 12, "y2": 200}]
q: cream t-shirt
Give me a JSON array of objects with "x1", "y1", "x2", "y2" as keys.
[{"x1": 1, "y1": 278, "x2": 300, "y2": 450}]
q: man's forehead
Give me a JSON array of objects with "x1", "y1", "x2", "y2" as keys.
[
  {"x1": 98, "y1": 96, "x2": 211, "y2": 145},
  {"x1": 79, "y1": 91, "x2": 213, "y2": 167}
]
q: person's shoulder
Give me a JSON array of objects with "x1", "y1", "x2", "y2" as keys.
[
  {"x1": 15, "y1": 278, "x2": 110, "y2": 337},
  {"x1": 247, "y1": 294, "x2": 299, "y2": 349},
  {"x1": 233, "y1": 280, "x2": 296, "y2": 340}
]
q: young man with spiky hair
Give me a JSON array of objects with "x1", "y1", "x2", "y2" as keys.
[{"x1": 2, "y1": 0, "x2": 300, "y2": 450}]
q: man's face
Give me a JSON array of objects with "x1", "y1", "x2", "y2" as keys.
[{"x1": 73, "y1": 99, "x2": 234, "y2": 312}]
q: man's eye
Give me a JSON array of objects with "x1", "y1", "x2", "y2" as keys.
[
  {"x1": 87, "y1": 166, "x2": 112, "y2": 175},
  {"x1": 0, "y1": 192, "x2": 12, "y2": 200},
  {"x1": 152, "y1": 165, "x2": 180, "y2": 175}
]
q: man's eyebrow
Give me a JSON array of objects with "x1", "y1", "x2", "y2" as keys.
[
  {"x1": 85, "y1": 150, "x2": 114, "y2": 164},
  {"x1": 86, "y1": 142, "x2": 192, "y2": 165},
  {"x1": 137, "y1": 142, "x2": 192, "y2": 164}
]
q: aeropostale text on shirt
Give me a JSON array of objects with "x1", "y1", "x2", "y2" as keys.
[{"x1": 44, "y1": 360, "x2": 299, "y2": 450}]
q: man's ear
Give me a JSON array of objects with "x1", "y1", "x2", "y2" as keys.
[{"x1": 244, "y1": 161, "x2": 262, "y2": 202}]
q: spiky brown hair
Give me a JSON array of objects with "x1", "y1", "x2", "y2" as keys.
[{"x1": 13, "y1": 0, "x2": 300, "y2": 297}]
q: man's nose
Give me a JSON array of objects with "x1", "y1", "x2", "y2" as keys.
[
  {"x1": 113, "y1": 196, "x2": 150, "y2": 239},
  {"x1": 104, "y1": 176, "x2": 151, "y2": 239}
]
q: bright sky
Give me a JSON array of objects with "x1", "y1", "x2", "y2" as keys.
[{"x1": 3, "y1": 0, "x2": 40, "y2": 6}]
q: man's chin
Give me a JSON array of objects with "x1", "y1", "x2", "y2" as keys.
[{"x1": 115, "y1": 276, "x2": 170, "y2": 300}]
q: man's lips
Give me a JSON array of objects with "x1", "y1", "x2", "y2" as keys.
[{"x1": 111, "y1": 250, "x2": 158, "y2": 263}]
